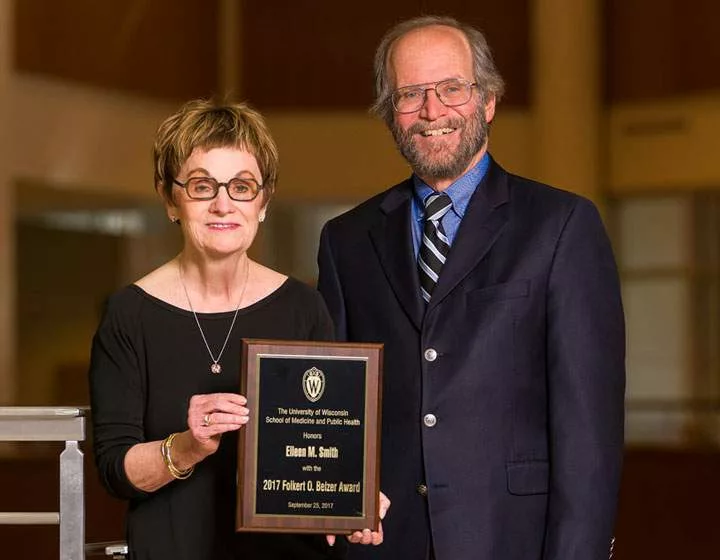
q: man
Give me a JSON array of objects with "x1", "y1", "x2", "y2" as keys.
[{"x1": 318, "y1": 15, "x2": 625, "y2": 560}]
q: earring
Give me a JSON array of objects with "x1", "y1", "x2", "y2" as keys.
[
  {"x1": 170, "y1": 216, "x2": 179, "y2": 224},
  {"x1": 258, "y1": 213, "x2": 266, "y2": 223}
]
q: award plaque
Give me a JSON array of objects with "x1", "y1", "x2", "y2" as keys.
[{"x1": 236, "y1": 339, "x2": 383, "y2": 534}]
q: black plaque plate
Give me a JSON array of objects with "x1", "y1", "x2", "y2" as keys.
[{"x1": 236, "y1": 339, "x2": 383, "y2": 534}]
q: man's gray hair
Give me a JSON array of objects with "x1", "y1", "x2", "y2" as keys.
[{"x1": 370, "y1": 15, "x2": 505, "y2": 126}]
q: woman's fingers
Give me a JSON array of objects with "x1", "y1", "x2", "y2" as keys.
[
  {"x1": 189, "y1": 393, "x2": 250, "y2": 430},
  {"x1": 201, "y1": 411, "x2": 249, "y2": 428},
  {"x1": 206, "y1": 392, "x2": 247, "y2": 408},
  {"x1": 185, "y1": 393, "x2": 251, "y2": 458}
]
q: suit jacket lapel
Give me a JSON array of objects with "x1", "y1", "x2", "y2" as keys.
[
  {"x1": 427, "y1": 161, "x2": 510, "y2": 313},
  {"x1": 369, "y1": 181, "x2": 424, "y2": 331}
]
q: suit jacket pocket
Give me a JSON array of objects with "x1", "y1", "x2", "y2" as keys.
[
  {"x1": 467, "y1": 279, "x2": 530, "y2": 304},
  {"x1": 506, "y1": 461, "x2": 549, "y2": 496}
]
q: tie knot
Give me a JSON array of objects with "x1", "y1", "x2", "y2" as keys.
[{"x1": 424, "y1": 193, "x2": 452, "y2": 222}]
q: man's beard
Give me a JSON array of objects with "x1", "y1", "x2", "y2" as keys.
[{"x1": 391, "y1": 106, "x2": 488, "y2": 182}]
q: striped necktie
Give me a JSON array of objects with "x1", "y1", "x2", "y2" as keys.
[{"x1": 418, "y1": 193, "x2": 452, "y2": 303}]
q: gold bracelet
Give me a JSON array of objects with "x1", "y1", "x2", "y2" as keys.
[{"x1": 161, "y1": 432, "x2": 194, "y2": 480}]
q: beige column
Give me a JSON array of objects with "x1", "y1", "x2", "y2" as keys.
[
  {"x1": 0, "y1": 0, "x2": 15, "y2": 404},
  {"x1": 531, "y1": 0, "x2": 602, "y2": 203},
  {"x1": 219, "y1": 0, "x2": 241, "y2": 99}
]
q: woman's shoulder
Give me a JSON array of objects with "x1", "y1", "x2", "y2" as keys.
[
  {"x1": 95, "y1": 285, "x2": 148, "y2": 341},
  {"x1": 103, "y1": 260, "x2": 180, "y2": 322},
  {"x1": 274, "y1": 276, "x2": 332, "y2": 327},
  {"x1": 255, "y1": 275, "x2": 333, "y2": 342},
  {"x1": 249, "y1": 262, "x2": 288, "y2": 300},
  {"x1": 104, "y1": 284, "x2": 145, "y2": 312},
  {"x1": 272, "y1": 274, "x2": 323, "y2": 304},
  {"x1": 134, "y1": 261, "x2": 182, "y2": 304},
  {"x1": 249, "y1": 266, "x2": 325, "y2": 313}
]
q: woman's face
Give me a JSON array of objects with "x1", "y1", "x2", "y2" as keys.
[{"x1": 169, "y1": 146, "x2": 267, "y2": 259}]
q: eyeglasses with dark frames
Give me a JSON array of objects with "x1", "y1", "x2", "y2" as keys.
[
  {"x1": 173, "y1": 176, "x2": 264, "y2": 202},
  {"x1": 391, "y1": 78, "x2": 477, "y2": 114}
]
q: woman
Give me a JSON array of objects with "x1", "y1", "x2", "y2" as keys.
[{"x1": 89, "y1": 99, "x2": 386, "y2": 559}]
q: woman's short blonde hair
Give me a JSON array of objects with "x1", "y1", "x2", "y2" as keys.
[{"x1": 153, "y1": 99, "x2": 279, "y2": 203}]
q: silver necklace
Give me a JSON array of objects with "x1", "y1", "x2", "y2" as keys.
[{"x1": 179, "y1": 260, "x2": 249, "y2": 375}]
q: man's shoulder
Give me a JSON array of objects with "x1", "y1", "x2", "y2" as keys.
[
  {"x1": 497, "y1": 164, "x2": 595, "y2": 215},
  {"x1": 504, "y1": 169, "x2": 582, "y2": 203},
  {"x1": 324, "y1": 178, "x2": 412, "y2": 232}
]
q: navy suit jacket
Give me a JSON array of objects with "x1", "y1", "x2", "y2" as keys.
[{"x1": 317, "y1": 159, "x2": 625, "y2": 560}]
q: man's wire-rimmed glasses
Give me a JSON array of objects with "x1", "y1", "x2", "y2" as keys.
[
  {"x1": 173, "y1": 176, "x2": 264, "y2": 202},
  {"x1": 391, "y1": 78, "x2": 477, "y2": 114}
]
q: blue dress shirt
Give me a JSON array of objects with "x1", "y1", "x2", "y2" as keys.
[{"x1": 411, "y1": 152, "x2": 491, "y2": 257}]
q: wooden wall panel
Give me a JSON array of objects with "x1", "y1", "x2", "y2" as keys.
[
  {"x1": 614, "y1": 447, "x2": 720, "y2": 559},
  {"x1": 1, "y1": 446, "x2": 718, "y2": 559},
  {"x1": 241, "y1": 0, "x2": 529, "y2": 109},
  {"x1": 15, "y1": 0, "x2": 219, "y2": 100},
  {"x1": 13, "y1": 0, "x2": 720, "y2": 108},
  {"x1": 607, "y1": 0, "x2": 720, "y2": 102}
]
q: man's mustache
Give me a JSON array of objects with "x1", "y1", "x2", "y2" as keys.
[{"x1": 406, "y1": 118, "x2": 465, "y2": 137}]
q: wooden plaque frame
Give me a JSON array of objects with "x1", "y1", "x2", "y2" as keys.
[{"x1": 236, "y1": 339, "x2": 383, "y2": 534}]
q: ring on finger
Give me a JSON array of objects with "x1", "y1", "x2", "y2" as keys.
[{"x1": 202, "y1": 413, "x2": 212, "y2": 427}]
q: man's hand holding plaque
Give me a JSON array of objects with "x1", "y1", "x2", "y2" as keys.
[{"x1": 325, "y1": 491, "x2": 390, "y2": 546}]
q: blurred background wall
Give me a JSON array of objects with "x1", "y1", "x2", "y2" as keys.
[{"x1": 0, "y1": 0, "x2": 718, "y2": 558}]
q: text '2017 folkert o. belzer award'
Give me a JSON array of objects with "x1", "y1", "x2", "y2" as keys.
[{"x1": 237, "y1": 340, "x2": 383, "y2": 534}]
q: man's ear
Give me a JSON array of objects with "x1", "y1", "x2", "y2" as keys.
[{"x1": 484, "y1": 94, "x2": 497, "y2": 124}]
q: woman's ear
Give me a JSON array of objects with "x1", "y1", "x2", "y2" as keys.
[
  {"x1": 258, "y1": 203, "x2": 269, "y2": 223},
  {"x1": 155, "y1": 181, "x2": 169, "y2": 201},
  {"x1": 158, "y1": 182, "x2": 179, "y2": 224},
  {"x1": 166, "y1": 206, "x2": 180, "y2": 225}
]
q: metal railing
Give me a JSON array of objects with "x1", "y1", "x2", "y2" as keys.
[{"x1": 0, "y1": 406, "x2": 86, "y2": 560}]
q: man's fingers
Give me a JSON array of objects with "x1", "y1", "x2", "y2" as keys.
[
  {"x1": 379, "y1": 492, "x2": 391, "y2": 519},
  {"x1": 348, "y1": 528, "x2": 373, "y2": 545}
]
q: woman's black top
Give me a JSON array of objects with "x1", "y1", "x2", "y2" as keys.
[{"x1": 89, "y1": 278, "x2": 348, "y2": 560}]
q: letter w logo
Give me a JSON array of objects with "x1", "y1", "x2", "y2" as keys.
[{"x1": 302, "y1": 367, "x2": 325, "y2": 402}]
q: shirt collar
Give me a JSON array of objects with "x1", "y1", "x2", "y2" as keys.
[{"x1": 412, "y1": 152, "x2": 490, "y2": 220}]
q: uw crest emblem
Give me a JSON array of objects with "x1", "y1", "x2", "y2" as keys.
[{"x1": 302, "y1": 367, "x2": 325, "y2": 402}]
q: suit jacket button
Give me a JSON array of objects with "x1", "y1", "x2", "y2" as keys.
[
  {"x1": 424, "y1": 348, "x2": 438, "y2": 362},
  {"x1": 423, "y1": 413, "x2": 437, "y2": 427},
  {"x1": 417, "y1": 484, "x2": 428, "y2": 497}
]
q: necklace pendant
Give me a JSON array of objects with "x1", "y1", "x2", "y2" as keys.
[{"x1": 210, "y1": 363, "x2": 222, "y2": 375}]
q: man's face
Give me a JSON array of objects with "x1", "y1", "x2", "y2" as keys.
[{"x1": 388, "y1": 26, "x2": 495, "y2": 188}]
